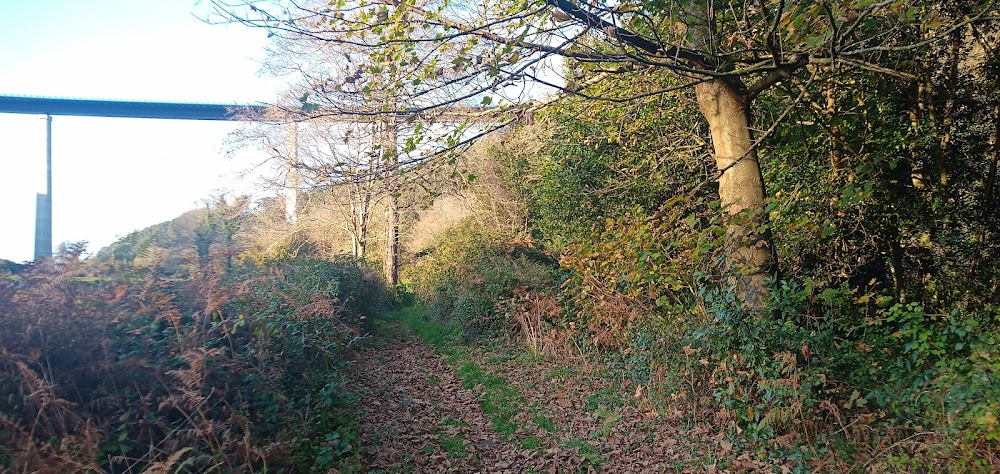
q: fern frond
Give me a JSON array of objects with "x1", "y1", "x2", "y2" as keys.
[
  {"x1": 15, "y1": 361, "x2": 52, "y2": 407},
  {"x1": 142, "y1": 447, "x2": 192, "y2": 474}
]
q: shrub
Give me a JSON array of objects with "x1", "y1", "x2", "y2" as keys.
[
  {"x1": 869, "y1": 302, "x2": 999, "y2": 467},
  {"x1": 0, "y1": 249, "x2": 389, "y2": 471},
  {"x1": 558, "y1": 196, "x2": 998, "y2": 467},
  {"x1": 404, "y1": 220, "x2": 564, "y2": 338}
]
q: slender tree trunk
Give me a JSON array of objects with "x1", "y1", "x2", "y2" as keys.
[
  {"x1": 695, "y1": 79, "x2": 775, "y2": 309},
  {"x1": 352, "y1": 233, "x2": 363, "y2": 259},
  {"x1": 360, "y1": 186, "x2": 371, "y2": 259},
  {"x1": 382, "y1": 117, "x2": 400, "y2": 286},
  {"x1": 825, "y1": 76, "x2": 843, "y2": 181},
  {"x1": 349, "y1": 194, "x2": 365, "y2": 259},
  {"x1": 285, "y1": 122, "x2": 300, "y2": 223},
  {"x1": 347, "y1": 180, "x2": 373, "y2": 260},
  {"x1": 357, "y1": 220, "x2": 368, "y2": 259}
]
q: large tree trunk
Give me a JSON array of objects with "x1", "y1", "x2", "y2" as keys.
[
  {"x1": 382, "y1": 117, "x2": 400, "y2": 286},
  {"x1": 695, "y1": 79, "x2": 775, "y2": 309}
]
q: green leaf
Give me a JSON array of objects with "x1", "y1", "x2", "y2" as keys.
[
  {"x1": 821, "y1": 221, "x2": 836, "y2": 238},
  {"x1": 976, "y1": 411, "x2": 997, "y2": 428},
  {"x1": 819, "y1": 288, "x2": 841, "y2": 301},
  {"x1": 925, "y1": 13, "x2": 943, "y2": 29},
  {"x1": 481, "y1": 96, "x2": 493, "y2": 106},
  {"x1": 685, "y1": 214, "x2": 697, "y2": 229}
]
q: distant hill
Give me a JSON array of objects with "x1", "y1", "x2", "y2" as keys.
[
  {"x1": 0, "y1": 259, "x2": 28, "y2": 274},
  {"x1": 93, "y1": 207, "x2": 211, "y2": 272}
]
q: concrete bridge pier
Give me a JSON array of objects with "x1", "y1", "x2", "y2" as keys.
[{"x1": 33, "y1": 115, "x2": 52, "y2": 259}]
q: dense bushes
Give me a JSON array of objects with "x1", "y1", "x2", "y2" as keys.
[
  {"x1": 409, "y1": 201, "x2": 998, "y2": 468},
  {"x1": 0, "y1": 248, "x2": 390, "y2": 471},
  {"x1": 527, "y1": 72, "x2": 711, "y2": 249},
  {"x1": 403, "y1": 220, "x2": 564, "y2": 339}
]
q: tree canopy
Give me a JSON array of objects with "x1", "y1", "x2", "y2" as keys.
[{"x1": 212, "y1": 0, "x2": 999, "y2": 305}]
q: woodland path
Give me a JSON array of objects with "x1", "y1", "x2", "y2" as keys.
[{"x1": 342, "y1": 320, "x2": 747, "y2": 473}]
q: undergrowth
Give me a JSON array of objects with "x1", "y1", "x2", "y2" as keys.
[
  {"x1": 405, "y1": 213, "x2": 1000, "y2": 472},
  {"x1": 0, "y1": 248, "x2": 391, "y2": 472}
]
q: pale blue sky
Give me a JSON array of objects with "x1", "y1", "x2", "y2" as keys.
[{"x1": 0, "y1": 1, "x2": 287, "y2": 262}]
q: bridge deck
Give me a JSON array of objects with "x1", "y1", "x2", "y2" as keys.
[
  {"x1": 0, "y1": 95, "x2": 498, "y2": 122},
  {"x1": 0, "y1": 95, "x2": 265, "y2": 121}
]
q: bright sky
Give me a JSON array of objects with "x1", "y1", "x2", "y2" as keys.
[{"x1": 0, "y1": 1, "x2": 287, "y2": 262}]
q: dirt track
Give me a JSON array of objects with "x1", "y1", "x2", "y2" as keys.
[{"x1": 345, "y1": 332, "x2": 729, "y2": 473}]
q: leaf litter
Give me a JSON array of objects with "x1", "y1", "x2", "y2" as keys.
[{"x1": 345, "y1": 328, "x2": 755, "y2": 473}]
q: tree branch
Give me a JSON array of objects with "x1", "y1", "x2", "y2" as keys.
[{"x1": 544, "y1": 0, "x2": 712, "y2": 67}]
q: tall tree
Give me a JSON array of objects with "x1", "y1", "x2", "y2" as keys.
[
  {"x1": 380, "y1": 115, "x2": 400, "y2": 285},
  {"x1": 229, "y1": 111, "x2": 392, "y2": 260},
  {"x1": 232, "y1": 14, "x2": 471, "y2": 282}
]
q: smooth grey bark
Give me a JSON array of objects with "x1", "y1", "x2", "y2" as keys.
[{"x1": 695, "y1": 79, "x2": 775, "y2": 308}]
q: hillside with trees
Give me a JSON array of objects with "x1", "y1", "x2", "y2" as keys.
[{"x1": 2, "y1": 0, "x2": 999, "y2": 471}]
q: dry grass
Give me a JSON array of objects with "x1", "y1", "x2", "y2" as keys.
[{"x1": 405, "y1": 195, "x2": 476, "y2": 254}]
